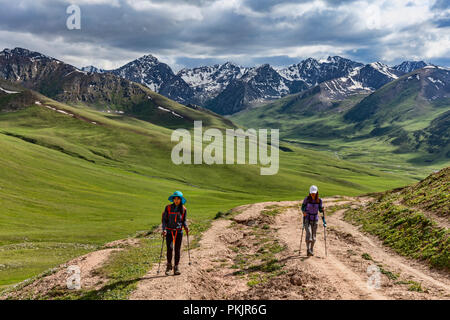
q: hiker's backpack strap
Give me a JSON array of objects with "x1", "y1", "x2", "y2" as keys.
[{"x1": 181, "y1": 205, "x2": 186, "y2": 221}]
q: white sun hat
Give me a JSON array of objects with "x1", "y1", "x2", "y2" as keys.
[{"x1": 309, "y1": 185, "x2": 318, "y2": 194}]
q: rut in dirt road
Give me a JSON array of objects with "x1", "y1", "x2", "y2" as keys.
[{"x1": 131, "y1": 196, "x2": 449, "y2": 300}]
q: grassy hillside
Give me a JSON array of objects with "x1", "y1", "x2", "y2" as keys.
[
  {"x1": 231, "y1": 69, "x2": 450, "y2": 177},
  {"x1": 0, "y1": 92, "x2": 416, "y2": 288},
  {"x1": 344, "y1": 167, "x2": 449, "y2": 270}
]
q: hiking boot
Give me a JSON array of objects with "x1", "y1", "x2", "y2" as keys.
[
  {"x1": 174, "y1": 265, "x2": 181, "y2": 275},
  {"x1": 307, "y1": 249, "x2": 313, "y2": 257},
  {"x1": 165, "y1": 264, "x2": 172, "y2": 276},
  {"x1": 310, "y1": 248, "x2": 314, "y2": 256}
]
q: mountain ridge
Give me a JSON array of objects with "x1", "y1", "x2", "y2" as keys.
[{"x1": 73, "y1": 49, "x2": 433, "y2": 114}]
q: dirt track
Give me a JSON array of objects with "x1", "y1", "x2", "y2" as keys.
[
  {"x1": 3, "y1": 197, "x2": 448, "y2": 300},
  {"x1": 131, "y1": 196, "x2": 450, "y2": 300}
]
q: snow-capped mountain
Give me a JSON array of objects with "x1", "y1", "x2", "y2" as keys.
[
  {"x1": 0, "y1": 47, "x2": 56, "y2": 63},
  {"x1": 177, "y1": 62, "x2": 247, "y2": 104},
  {"x1": 277, "y1": 56, "x2": 364, "y2": 86},
  {"x1": 81, "y1": 65, "x2": 106, "y2": 73},
  {"x1": 315, "y1": 62, "x2": 404, "y2": 99},
  {"x1": 0, "y1": 47, "x2": 80, "y2": 97},
  {"x1": 108, "y1": 54, "x2": 194, "y2": 104},
  {"x1": 78, "y1": 52, "x2": 442, "y2": 115},
  {"x1": 393, "y1": 61, "x2": 429, "y2": 73},
  {"x1": 204, "y1": 64, "x2": 308, "y2": 114}
]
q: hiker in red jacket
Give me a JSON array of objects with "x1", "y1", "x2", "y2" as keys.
[
  {"x1": 161, "y1": 191, "x2": 189, "y2": 275},
  {"x1": 301, "y1": 185, "x2": 326, "y2": 256}
]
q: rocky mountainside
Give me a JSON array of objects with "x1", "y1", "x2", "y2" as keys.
[
  {"x1": 277, "y1": 56, "x2": 364, "y2": 86},
  {"x1": 108, "y1": 54, "x2": 195, "y2": 104},
  {"x1": 205, "y1": 64, "x2": 308, "y2": 114},
  {"x1": 0, "y1": 47, "x2": 235, "y2": 129},
  {"x1": 314, "y1": 62, "x2": 405, "y2": 100},
  {"x1": 177, "y1": 62, "x2": 247, "y2": 105},
  {"x1": 393, "y1": 61, "x2": 429, "y2": 73},
  {"x1": 81, "y1": 65, "x2": 106, "y2": 73},
  {"x1": 201, "y1": 56, "x2": 364, "y2": 114}
]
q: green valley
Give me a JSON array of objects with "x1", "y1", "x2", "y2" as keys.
[
  {"x1": 231, "y1": 67, "x2": 450, "y2": 178},
  {"x1": 0, "y1": 85, "x2": 415, "y2": 288}
]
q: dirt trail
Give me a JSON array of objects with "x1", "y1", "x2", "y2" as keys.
[
  {"x1": 277, "y1": 198, "x2": 449, "y2": 300},
  {"x1": 0, "y1": 238, "x2": 140, "y2": 300},
  {"x1": 131, "y1": 196, "x2": 449, "y2": 300},
  {"x1": 4, "y1": 197, "x2": 448, "y2": 300}
]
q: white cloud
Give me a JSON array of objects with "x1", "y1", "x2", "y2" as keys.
[
  {"x1": 125, "y1": 0, "x2": 204, "y2": 21},
  {"x1": 270, "y1": 0, "x2": 327, "y2": 19}
]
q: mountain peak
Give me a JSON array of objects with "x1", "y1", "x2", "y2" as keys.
[
  {"x1": 326, "y1": 56, "x2": 344, "y2": 63},
  {"x1": 221, "y1": 61, "x2": 241, "y2": 69},
  {"x1": 136, "y1": 54, "x2": 159, "y2": 64},
  {"x1": 1, "y1": 47, "x2": 53, "y2": 61},
  {"x1": 258, "y1": 63, "x2": 272, "y2": 69},
  {"x1": 393, "y1": 60, "x2": 429, "y2": 73},
  {"x1": 370, "y1": 61, "x2": 389, "y2": 69}
]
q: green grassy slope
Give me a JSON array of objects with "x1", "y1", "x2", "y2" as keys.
[
  {"x1": 344, "y1": 167, "x2": 449, "y2": 270},
  {"x1": 0, "y1": 94, "x2": 415, "y2": 288},
  {"x1": 231, "y1": 70, "x2": 450, "y2": 177}
]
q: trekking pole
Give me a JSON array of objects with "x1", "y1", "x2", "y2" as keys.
[
  {"x1": 157, "y1": 233, "x2": 165, "y2": 274},
  {"x1": 324, "y1": 225, "x2": 328, "y2": 257},
  {"x1": 299, "y1": 214, "x2": 305, "y2": 255},
  {"x1": 186, "y1": 232, "x2": 192, "y2": 265}
]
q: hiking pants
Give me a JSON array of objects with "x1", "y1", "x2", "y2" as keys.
[
  {"x1": 166, "y1": 231, "x2": 183, "y2": 266},
  {"x1": 304, "y1": 219, "x2": 318, "y2": 249}
]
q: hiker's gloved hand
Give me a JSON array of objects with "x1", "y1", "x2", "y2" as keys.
[
  {"x1": 162, "y1": 230, "x2": 167, "y2": 237},
  {"x1": 184, "y1": 227, "x2": 189, "y2": 235},
  {"x1": 322, "y1": 217, "x2": 327, "y2": 227}
]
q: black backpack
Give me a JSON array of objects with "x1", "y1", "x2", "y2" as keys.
[{"x1": 165, "y1": 204, "x2": 186, "y2": 230}]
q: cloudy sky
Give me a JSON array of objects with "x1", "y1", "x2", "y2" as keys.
[{"x1": 0, "y1": 0, "x2": 448, "y2": 71}]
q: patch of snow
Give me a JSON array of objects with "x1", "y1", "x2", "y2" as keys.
[
  {"x1": 157, "y1": 106, "x2": 183, "y2": 118},
  {"x1": 0, "y1": 87, "x2": 19, "y2": 94},
  {"x1": 35, "y1": 101, "x2": 42, "y2": 105},
  {"x1": 42, "y1": 105, "x2": 74, "y2": 117},
  {"x1": 427, "y1": 77, "x2": 444, "y2": 85},
  {"x1": 65, "y1": 69, "x2": 87, "y2": 77},
  {"x1": 158, "y1": 106, "x2": 171, "y2": 112},
  {"x1": 370, "y1": 62, "x2": 398, "y2": 79}
]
